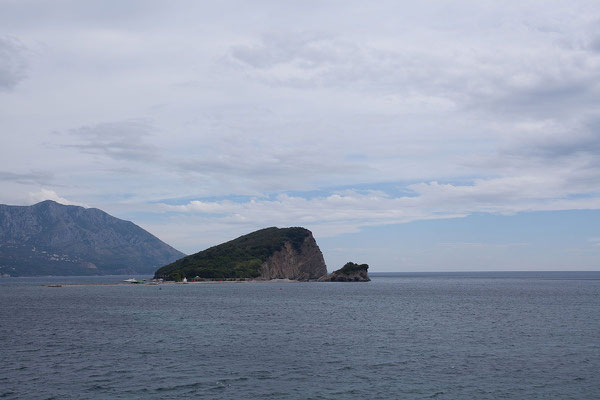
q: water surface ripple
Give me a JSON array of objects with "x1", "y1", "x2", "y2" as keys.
[{"x1": 1, "y1": 272, "x2": 599, "y2": 399}]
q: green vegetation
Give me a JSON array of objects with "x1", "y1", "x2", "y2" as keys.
[
  {"x1": 154, "y1": 227, "x2": 311, "y2": 280},
  {"x1": 338, "y1": 262, "x2": 369, "y2": 275}
]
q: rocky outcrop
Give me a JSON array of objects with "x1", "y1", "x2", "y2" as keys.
[
  {"x1": 319, "y1": 262, "x2": 370, "y2": 282},
  {"x1": 0, "y1": 200, "x2": 185, "y2": 276},
  {"x1": 260, "y1": 234, "x2": 327, "y2": 281}
]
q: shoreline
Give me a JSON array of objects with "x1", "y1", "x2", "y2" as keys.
[{"x1": 42, "y1": 278, "x2": 305, "y2": 287}]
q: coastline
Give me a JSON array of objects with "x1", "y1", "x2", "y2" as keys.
[{"x1": 41, "y1": 278, "x2": 304, "y2": 287}]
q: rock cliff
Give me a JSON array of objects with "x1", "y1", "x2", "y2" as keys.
[
  {"x1": 154, "y1": 227, "x2": 328, "y2": 281},
  {"x1": 0, "y1": 200, "x2": 185, "y2": 276},
  {"x1": 319, "y1": 262, "x2": 370, "y2": 282},
  {"x1": 260, "y1": 234, "x2": 327, "y2": 281}
]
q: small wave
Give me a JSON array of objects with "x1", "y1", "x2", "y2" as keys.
[
  {"x1": 155, "y1": 381, "x2": 205, "y2": 392},
  {"x1": 86, "y1": 384, "x2": 107, "y2": 392},
  {"x1": 429, "y1": 391, "x2": 445, "y2": 398}
]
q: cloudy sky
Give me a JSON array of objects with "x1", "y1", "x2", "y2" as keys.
[{"x1": 2, "y1": 1, "x2": 600, "y2": 271}]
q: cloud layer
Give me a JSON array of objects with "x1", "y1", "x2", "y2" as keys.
[
  {"x1": 0, "y1": 36, "x2": 27, "y2": 91},
  {"x1": 1, "y1": 1, "x2": 600, "y2": 265}
]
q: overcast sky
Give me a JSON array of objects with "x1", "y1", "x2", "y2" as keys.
[{"x1": 2, "y1": 1, "x2": 600, "y2": 271}]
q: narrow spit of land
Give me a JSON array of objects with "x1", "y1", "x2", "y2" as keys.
[{"x1": 41, "y1": 279, "x2": 300, "y2": 287}]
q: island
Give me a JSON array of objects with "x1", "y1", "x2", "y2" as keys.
[
  {"x1": 318, "y1": 262, "x2": 370, "y2": 282},
  {"x1": 154, "y1": 227, "x2": 328, "y2": 281}
]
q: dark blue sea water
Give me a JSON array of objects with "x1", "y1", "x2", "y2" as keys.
[{"x1": 1, "y1": 272, "x2": 599, "y2": 399}]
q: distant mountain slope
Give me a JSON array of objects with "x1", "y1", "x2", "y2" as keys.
[{"x1": 0, "y1": 200, "x2": 185, "y2": 276}]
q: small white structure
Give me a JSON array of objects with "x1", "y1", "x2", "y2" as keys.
[{"x1": 182, "y1": 277, "x2": 188, "y2": 283}]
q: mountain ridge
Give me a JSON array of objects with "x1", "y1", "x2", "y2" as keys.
[{"x1": 0, "y1": 200, "x2": 185, "y2": 276}]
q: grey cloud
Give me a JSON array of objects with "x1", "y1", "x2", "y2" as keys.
[
  {"x1": 528, "y1": 132, "x2": 600, "y2": 159},
  {"x1": 64, "y1": 120, "x2": 157, "y2": 162},
  {"x1": 590, "y1": 38, "x2": 600, "y2": 53},
  {"x1": 176, "y1": 148, "x2": 371, "y2": 193},
  {"x1": 584, "y1": 19, "x2": 600, "y2": 53},
  {"x1": 0, "y1": 1, "x2": 169, "y2": 30},
  {"x1": 588, "y1": 30, "x2": 600, "y2": 53},
  {"x1": 466, "y1": 23, "x2": 600, "y2": 119},
  {"x1": 505, "y1": 117, "x2": 600, "y2": 160},
  {"x1": 226, "y1": 28, "x2": 600, "y2": 123},
  {"x1": 473, "y1": 114, "x2": 600, "y2": 200},
  {"x1": 225, "y1": 32, "x2": 446, "y2": 91},
  {"x1": 229, "y1": 32, "x2": 346, "y2": 69},
  {"x1": 179, "y1": 151, "x2": 365, "y2": 176},
  {"x1": 226, "y1": 33, "x2": 400, "y2": 91},
  {"x1": 477, "y1": 69, "x2": 600, "y2": 119},
  {"x1": 0, "y1": 170, "x2": 52, "y2": 185},
  {"x1": 0, "y1": 36, "x2": 27, "y2": 91}
]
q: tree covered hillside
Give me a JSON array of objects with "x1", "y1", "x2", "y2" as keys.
[{"x1": 154, "y1": 227, "x2": 311, "y2": 281}]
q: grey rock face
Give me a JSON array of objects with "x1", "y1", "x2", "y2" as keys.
[
  {"x1": 318, "y1": 262, "x2": 371, "y2": 282},
  {"x1": 0, "y1": 200, "x2": 185, "y2": 276},
  {"x1": 260, "y1": 233, "x2": 327, "y2": 281}
]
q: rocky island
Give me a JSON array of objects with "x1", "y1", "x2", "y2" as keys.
[
  {"x1": 154, "y1": 227, "x2": 328, "y2": 281},
  {"x1": 319, "y1": 262, "x2": 370, "y2": 282}
]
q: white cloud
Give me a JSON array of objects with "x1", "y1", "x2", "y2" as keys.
[
  {"x1": 29, "y1": 189, "x2": 87, "y2": 207},
  {"x1": 158, "y1": 174, "x2": 600, "y2": 242}
]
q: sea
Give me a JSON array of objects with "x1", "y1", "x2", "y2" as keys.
[{"x1": 1, "y1": 272, "x2": 599, "y2": 399}]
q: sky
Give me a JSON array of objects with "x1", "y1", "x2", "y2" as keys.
[{"x1": 2, "y1": 1, "x2": 600, "y2": 271}]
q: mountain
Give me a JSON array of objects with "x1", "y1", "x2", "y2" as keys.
[
  {"x1": 154, "y1": 227, "x2": 327, "y2": 281},
  {"x1": 0, "y1": 200, "x2": 185, "y2": 276}
]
